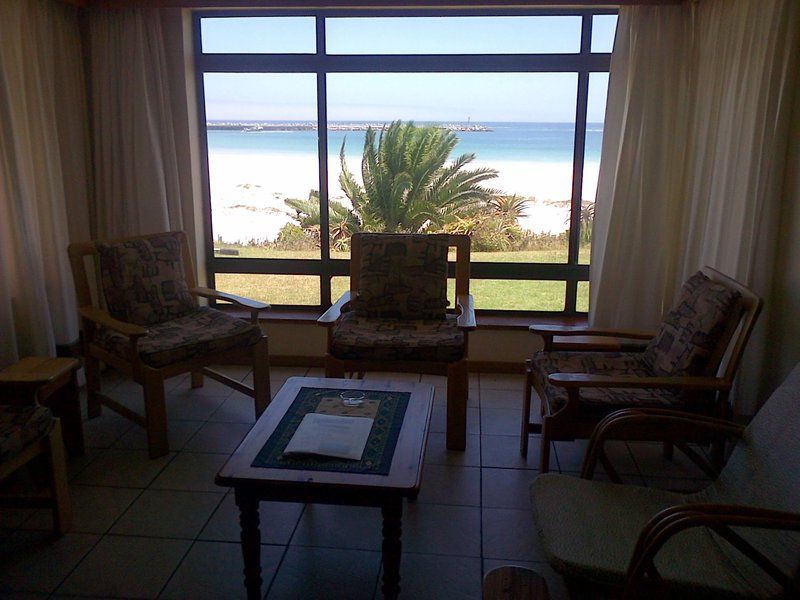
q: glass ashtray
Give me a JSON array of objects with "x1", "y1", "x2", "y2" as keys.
[{"x1": 339, "y1": 390, "x2": 366, "y2": 407}]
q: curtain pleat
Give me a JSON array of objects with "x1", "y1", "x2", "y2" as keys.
[
  {"x1": 89, "y1": 9, "x2": 184, "y2": 238},
  {"x1": 0, "y1": 0, "x2": 89, "y2": 366},
  {"x1": 590, "y1": 0, "x2": 800, "y2": 412}
]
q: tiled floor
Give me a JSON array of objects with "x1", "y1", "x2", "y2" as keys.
[{"x1": 0, "y1": 367, "x2": 713, "y2": 599}]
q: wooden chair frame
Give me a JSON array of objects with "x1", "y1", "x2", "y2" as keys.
[
  {"x1": 579, "y1": 408, "x2": 800, "y2": 599},
  {"x1": 0, "y1": 371, "x2": 72, "y2": 535},
  {"x1": 318, "y1": 233, "x2": 476, "y2": 450},
  {"x1": 68, "y1": 231, "x2": 271, "y2": 458},
  {"x1": 521, "y1": 266, "x2": 763, "y2": 472}
]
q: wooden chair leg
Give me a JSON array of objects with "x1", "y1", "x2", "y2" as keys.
[
  {"x1": 326, "y1": 356, "x2": 346, "y2": 378},
  {"x1": 540, "y1": 417, "x2": 552, "y2": 474},
  {"x1": 191, "y1": 370, "x2": 204, "y2": 389},
  {"x1": 520, "y1": 366, "x2": 533, "y2": 457},
  {"x1": 446, "y1": 360, "x2": 468, "y2": 451},
  {"x1": 47, "y1": 421, "x2": 72, "y2": 535},
  {"x1": 85, "y1": 354, "x2": 102, "y2": 418},
  {"x1": 142, "y1": 373, "x2": 169, "y2": 459},
  {"x1": 252, "y1": 337, "x2": 271, "y2": 418}
]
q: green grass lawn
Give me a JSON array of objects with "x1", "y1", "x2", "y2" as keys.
[{"x1": 213, "y1": 244, "x2": 591, "y2": 311}]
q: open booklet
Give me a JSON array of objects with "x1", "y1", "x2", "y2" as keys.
[{"x1": 283, "y1": 413, "x2": 375, "y2": 461}]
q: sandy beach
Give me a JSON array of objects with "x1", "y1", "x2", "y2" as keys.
[{"x1": 208, "y1": 151, "x2": 599, "y2": 244}]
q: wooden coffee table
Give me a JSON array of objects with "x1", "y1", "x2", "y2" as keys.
[{"x1": 216, "y1": 376, "x2": 434, "y2": 600}]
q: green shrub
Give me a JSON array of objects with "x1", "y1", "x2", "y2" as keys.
[{"x1": 275, "y1": 223, "x2": 317, "y2": 251}]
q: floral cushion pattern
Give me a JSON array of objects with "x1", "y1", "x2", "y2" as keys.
[
  {"x1": 0, "y1": 405, "x2": 54, "y2": 463},
  {"x1": 331, "y1": 311, "x2": 465, "y2": 362},
  {"x1": 350, "y1": 233, "x2": 450, "y2": 320},
  {"x1": 95, "y1": 307, "x2": 263, "y2": 368},
  {"x1": 98, "y1": 233, "x2": 196, "y2": 326},
  {"x1": 531, "y1": 351, "x2": 688, "y2": 418},
  {"x1": 643, "y1": 271, "x2": 741, "y2": 377}
]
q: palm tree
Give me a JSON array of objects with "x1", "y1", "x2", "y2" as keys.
[
  {"x1": 339, "y1": 120, "x2": 499, "y2": 233},
  {"x1": 284, "y1": 190, "x2": 359, "y2": 249}
]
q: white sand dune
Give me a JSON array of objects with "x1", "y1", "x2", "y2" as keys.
[{"x1": 208, "y1": 151, "x2": 599, "y2": 244}]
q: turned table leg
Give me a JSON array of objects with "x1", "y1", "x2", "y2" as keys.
[
  {"x1": 381, "y1": 500, "x2": 403, "y2": 599},
  {"x1": 235, "y1": 490, "x2": 262, "y2": 600}
]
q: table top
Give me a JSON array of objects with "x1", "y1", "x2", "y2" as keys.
[{"x1": 216, "y1": 377, "x2": 434, "y2": 497}]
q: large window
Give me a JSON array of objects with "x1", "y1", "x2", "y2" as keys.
[{"x1": 195, "y1": 9, "x2": 615, "y2": 313}]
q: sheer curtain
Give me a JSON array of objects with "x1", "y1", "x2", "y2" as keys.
[
  {"x1": 590, "y1": 0, "x2": 800, "y2": 411},
  {"x1": 0, "y1": 0, "x2": 90, "y2": 366},
  {"x1": 88, "y1": 9, "x2": 185, "y2": 238}
]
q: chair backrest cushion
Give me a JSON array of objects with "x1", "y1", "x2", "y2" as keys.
[
  {"x1": 643, "y1": 271, "x2": 741, "y2": 376},
  {"x1": 351, "y1": 233, "x2": 449, "y2": 320},
  {"x1": 98, "y1": 233, "x2": 196, "y2": 326}
]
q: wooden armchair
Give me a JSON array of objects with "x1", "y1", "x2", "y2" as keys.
[
  {"x1": 318, "y1": 233, "x2": 476, "y2": 450},
  {"x1": 530, "y1": 360, "x2": 800, "y2": 599},
  {"x1": 521, "y1": 266, "x2": 762, "y2": 472},
  {"x1": 68, "y1": 231, "x2": 271, "y2": 458},
  {"x1": 0, "y1": 373, "x2": 72, "y2": 535}
]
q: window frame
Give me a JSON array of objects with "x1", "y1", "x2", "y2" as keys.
[{"x1": 193, "y1": 7, "x2": 614, "y2": 315}]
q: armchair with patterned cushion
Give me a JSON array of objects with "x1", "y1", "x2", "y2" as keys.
[
  {"x1": 318, "y1": 233, "x2": 476, "y2": 450},
  {"x1": 521, "y1": 267, "x2": 762, "y2": 472},
  {"x1": 68, "y1": 231, "x2": 271, "y2": 458},
  {"x1": 531, "y1": 361, "x2": 800, "y2": 599}
]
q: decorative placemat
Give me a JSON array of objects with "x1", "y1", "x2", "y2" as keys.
[{"x1": 251, "y1": 387, "x2": 411, "y2": 475}]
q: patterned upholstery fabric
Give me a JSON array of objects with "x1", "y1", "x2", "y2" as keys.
[
  {"x1": 531, "y1": 362, "x2": 800, "y2": 598},
  {"x1": 350, "y1": 233, "x2": 450, "y2": 320},
  {"x1": 331, "y1": 311, "x2": 465, "y2": 362},
  {"x1": 95, "y1": 307, "x2": 263, "y2": 368},
  {"x1": 98, "y1": 233, "x2": 196, "y2": 326},
  {"x1": 531, "y1": 351, "x2": 688, "y2": 418},
  {"x1": 0, "y1": 405, "x2": 54, "y2": 463},
  {"x1": 643, "y1": 271, "x2": 741, "y2": 376}
]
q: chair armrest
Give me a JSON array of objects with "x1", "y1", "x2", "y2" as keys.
[
  {"x1": 529, "y1": 325, "x2": 656, "y2": 340},
  {"x1": 549, "y1": 373, "x2": 730, "y2": 391},
  {"x1": 625, "y1": 504, "x2": 800, "y2": 597},
  {"x1": 456, "y1": 294, "x2": 476, "y2": 330},
  {"x1": 318, "y1": 290, "x2": 351, "y2": 326},
  {"x1": 78, "y1": 306, "x2": 148, "y2": 338},
  {"x1": 190, "y1": 287, "x2": 269, "y2": 311},
  {"x1": 581, "y1": 409, "x2": 745, "y2": 479}
]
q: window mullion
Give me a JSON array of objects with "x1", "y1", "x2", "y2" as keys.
[{"x1": 316, "y1": 16, "x2": 332, "y2": 307}]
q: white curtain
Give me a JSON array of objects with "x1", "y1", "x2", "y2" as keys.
[
  {"x1": 0, "y1": 0, "x2": 90, "y2": 366},
  {"x1": 89, "y1": 9, "x2": 185, "y2": 238},
  {"x1": 590, "y1": 0, "x2": 800, "y2": 411}
]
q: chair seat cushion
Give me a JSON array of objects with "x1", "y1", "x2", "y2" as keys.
[
  {"x1": 331, "y1": 311, "x2": 464, "y2": 363},
  {"x1": 531, "y1": 351, "x2": 686, "y2": 418},
  {"x1": 0, "y1": 405, "x2": 54, "y2": 463},
  {"x1": 95, "y1": 307, "x2": 263, "y2": 368},
  {"x1": 531, "y1": 474, "x2": 783, "y2": 598}
]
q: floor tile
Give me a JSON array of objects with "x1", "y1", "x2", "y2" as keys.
[
  {"x1": 110, "y1": 489, "x2": 223, "y2": 539},
  {"x1": 479, "y1": 373, "x2": 525, "y2": 391},
  {"x1": 57, "y1": 535, "x2": 190, "y2": 598},
  {"x1": 150, "y1": 452, "x2": 228, "y2": 492},
  {"x1": 364, "y1": 371, "x2": 421, "y2": 382},
  {"x1": 480, "y1": 409, "x2": 522, "y2": 436},
  {"x1": 481, "y1": 468, "x2": 537, "y2": 510},
  {"x1": 432, "y1": 386, "x2": 479, "y2": 408},
  {"x1": 200, "y1": 492, "x2": 304, "y2": 545},
  {"x1": 165, "y1": 392, "x2": 227, "y2": 421},
  {"x1": 73, "y1": 449, "x2": 173, "y2": 488},
  {"x1": 482, "y1": 508, "x2": 544, "y2": 562},
  {"x1": 183, "y1": 421, "x2": 252, "y2": 454},
  {"x1": 0, "y1": 531, "x2": 99, "y2": 593},
  {"x1": 416, "y1": 464, "x2": 480, "y2": 506},
  {"x1": 480, "y1": 388, "x2": 526, "y2": 411},
  {"x1": 392, "y1": 553, "x2": 481, "y2": 599},
  {"x1": 82, "y1": 414, "x2": 133, "y2": 449},
  {"x1": 291, "y1": 504, "x2": 382, "y2": 551},
  {"x1": 424, "y1": 433, "x2": 480, "y2": 467},
  {"x1": 113, "y1": 419, "x2": 203, "y2": 452},
  {"x1": 556, "y1": 440, "x2": 639, "y2": 476},
  {"x1": 208, "y1": 392, "x2": 259, "y2": 424},
  {"x1": 403, "y1": 503, "x2": 480, "y2": 557},
  {"x1": 22, "y1": 485, "x2": 141, "y2": 534},
  {"x1": 267, "y1": 546, "x2": 380, "y2": 600},
  {"x1": 162, "y1": 541, "x2": 283, "y2": 600},
  {"x1": 65, "y1": 447, "x2": 104, "y2": 481},
  {"x1": 208, "y1": 364, "x2": 253, "y2": 381},
  {"x1": 171, "y1": 375, "x2": 239, "y2": 398},
  {"x1": 481, "y1": 435, "x2": 540, "y2": 470},
  {"x1": 429, "y1": 406, "x2": 480, "y2": 436}
]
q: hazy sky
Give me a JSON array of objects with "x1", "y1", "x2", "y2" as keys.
[{"x1": 201, "y1": 15, "x2": 616, "y2": 122}]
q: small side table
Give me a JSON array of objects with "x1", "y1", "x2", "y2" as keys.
[{"x1": 0, "y1": 357, "x2": 84, "y2": 456}]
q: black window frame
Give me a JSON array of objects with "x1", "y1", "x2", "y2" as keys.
[{"x1": 193, "y1": 7, "x2": 614, "y2": 316}]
